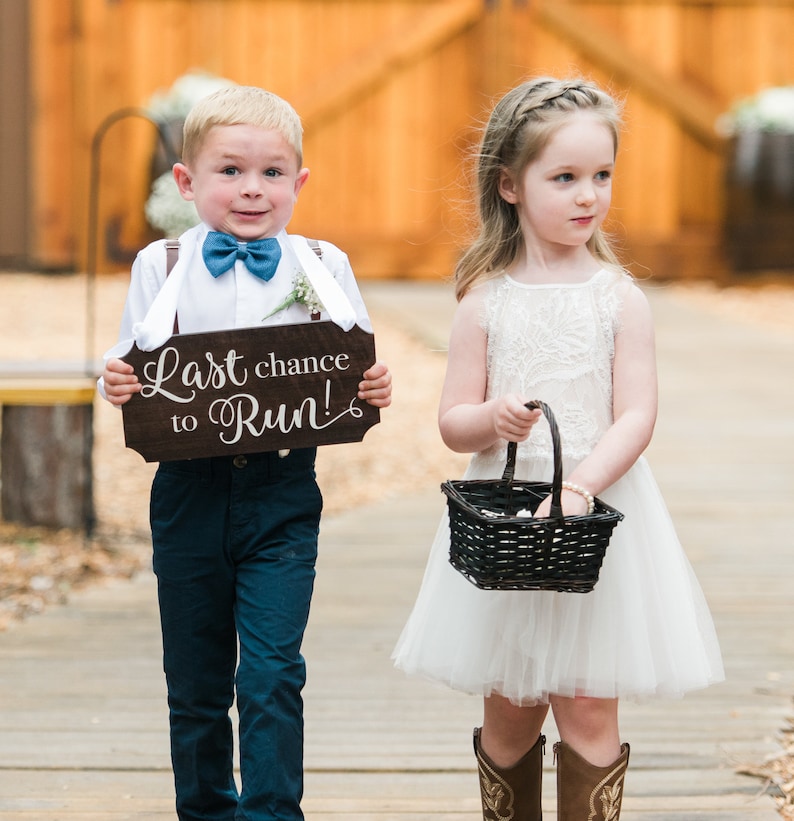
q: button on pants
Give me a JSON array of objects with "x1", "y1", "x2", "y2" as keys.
[{"x1": 150, "y1": 449, "x2": 321, "y2": 821}]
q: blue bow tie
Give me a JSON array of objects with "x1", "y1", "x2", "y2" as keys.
[{"x1": 202, "y1": 231, "x2": 282, "y2": 281}]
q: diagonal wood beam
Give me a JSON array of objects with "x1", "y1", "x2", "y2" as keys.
[
  {"x1": 294, "y1": 0, "x2": 483, "y2": 131},
  {"x1": 536, "y1": 0, "x2": 726, "y2": 150}
]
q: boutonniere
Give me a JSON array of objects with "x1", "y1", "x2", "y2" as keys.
[{"x1": 263, "y1": 271, "x2": 325, "y2": 321}]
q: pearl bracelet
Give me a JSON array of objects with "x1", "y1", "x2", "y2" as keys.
[{"x1": 561, "y1": 481, "x2": 595, "y2": 514}]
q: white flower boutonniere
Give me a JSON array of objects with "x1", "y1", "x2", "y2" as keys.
[{"x1": 263, "y1": 271, "x2": 325, "y2": 321}]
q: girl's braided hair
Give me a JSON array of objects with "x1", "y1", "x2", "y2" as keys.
[{"x1": 454, "y1": 77, "x2": 623, "y2": 300}]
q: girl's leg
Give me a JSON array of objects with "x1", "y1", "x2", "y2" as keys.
[
  {"x1": 549, "y1": 695, "x2": 620, "y2": 766},
  {"x1": 550, "y1": 696, "x2": 629, "y2": 821},
  {"x1": 473, "y1": 695, "x2": 549, "y2": 820},
  {"x1": 481, "y1": 694, "x2": 548, "y2": 767}
]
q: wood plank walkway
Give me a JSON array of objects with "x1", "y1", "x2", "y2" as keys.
[{"x1": 0, "y1": 281, "x2": 792, "y2": 819}]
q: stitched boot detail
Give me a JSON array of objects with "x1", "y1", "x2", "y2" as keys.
[
  {"x1": 473, "y1": 727, "x2": 545, "y2": 821},
  {"x1": 554, "y1": 741, "x2": 630, "y2": 821}
]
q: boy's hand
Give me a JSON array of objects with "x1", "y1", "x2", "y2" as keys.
[
  {"x1": 103, "y1": 357, "x2": 141, "y2": 407},
  {"x1": 358, "y1": 361, "x2": 392, "y2": 408}
]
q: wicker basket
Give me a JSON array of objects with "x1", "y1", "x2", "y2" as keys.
[{"x1": 443, "y1": 400, "x2": 624, "y2": 593}]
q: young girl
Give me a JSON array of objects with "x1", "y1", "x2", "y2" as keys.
[{"x1": 392, "y1": 77, "x2": 723, "y2": 820}]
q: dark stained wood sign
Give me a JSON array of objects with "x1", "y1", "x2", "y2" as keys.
[{"x1": 121, "y1": 321, "x2": 380, "y2": 462}]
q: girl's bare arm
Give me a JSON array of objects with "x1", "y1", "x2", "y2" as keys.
[{"x1": 438, "y1": 289, "x2": 540, "y2": 453}]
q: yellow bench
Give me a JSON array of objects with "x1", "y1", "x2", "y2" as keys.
[
  {"x1": 0, "y1": 377, "x2": 97, "y2": 406},
  {"x1": 0, "y1": 365, "x2": 97, "y2": 532}
]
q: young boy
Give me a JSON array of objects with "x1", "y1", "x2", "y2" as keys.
[{"x1": 101, "y1": 86, "x2": 391, "y2": 821}]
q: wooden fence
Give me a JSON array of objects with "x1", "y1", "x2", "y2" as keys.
[{"x1": 12, "y1": 0, "x2": 794, "y2": 278}]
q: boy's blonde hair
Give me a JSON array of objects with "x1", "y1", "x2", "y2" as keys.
[
  {"x1": 455, "y1": 77, "x2": 624, "y2": 300},
  {"x1": 181, "y1": 86, "x2": 304, "y2": 167}
]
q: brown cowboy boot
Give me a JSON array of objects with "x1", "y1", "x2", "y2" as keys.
[
  {"x1": 473, "y1": 727, "x2": 545, "y2": 820},
  {"x1": 554, "y1": 740, "x2": 630, "y2": 821}
]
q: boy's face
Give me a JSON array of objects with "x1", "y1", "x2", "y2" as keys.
[{"x1": 173, "y1": 124, "x2": 309, "y2": 241}]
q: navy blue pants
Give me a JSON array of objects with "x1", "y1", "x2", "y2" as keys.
[{"x1": 150, "y1": 449, "x2": 321, "y2": 821}]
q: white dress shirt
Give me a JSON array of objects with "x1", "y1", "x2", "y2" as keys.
[{"x1": 119, "y1": 223, "x2": 370, "y2": 338}]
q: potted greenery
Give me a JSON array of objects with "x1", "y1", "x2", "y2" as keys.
[
  {"x1": 145, "y1": 71, "x2": 236, "y2": 238},
  {"x1": 718, "y1": 86, "x2": 794, "y2": 271}
]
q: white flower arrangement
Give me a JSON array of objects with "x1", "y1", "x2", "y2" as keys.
[
  {"x1": 718, "y1": 86, "x2": 794, "y2": 136},
  {"x1": 263, "y1": 271, "x2": 325, "y2": 320},
  {"x1": 147, "y1": 70, "x2": 236, "y2": 123},
  {"x1": 145, "y1": 71, "x2": 236, "y2": 237},
  {"x1": 145, "y1": 171, "x2": 200, "y2": 238}
]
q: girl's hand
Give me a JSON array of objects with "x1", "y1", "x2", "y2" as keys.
[
  {"x1": 102, "y1": 357, "x2": 141, "y2": 407},
  {"x1": 533, "y1": 487, "x2": 590, "y2": 518},
  {"x1": 492, "y1": 395, "x2": 541, "y2": 442},
  {"x1": 359, "y1": 361, "x2": 392, "y2": 408}
]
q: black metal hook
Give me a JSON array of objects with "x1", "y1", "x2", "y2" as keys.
[{"x1": 85, "y1": 107, "x2": 181, "y2": 374}]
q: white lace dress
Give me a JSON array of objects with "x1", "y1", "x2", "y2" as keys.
[{"x1": 392, "y1": 270, "x2": 724, "y2": 705}]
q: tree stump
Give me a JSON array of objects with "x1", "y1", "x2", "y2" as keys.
[{"x1": 0, "y1": 378, "x2": 96, "y2": 532}]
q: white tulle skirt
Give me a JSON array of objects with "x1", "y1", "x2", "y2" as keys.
[{"x1": 392, "y1": 454, "x2": 724, "y2": 705}]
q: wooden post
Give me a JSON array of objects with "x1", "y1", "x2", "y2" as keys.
[{"x1": 0, "y1": 376, "x2": 96, "y2": 532}]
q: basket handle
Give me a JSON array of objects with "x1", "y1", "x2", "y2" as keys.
[{"x1": 502, "y1": 400, "x2": 564, "y2": 520}]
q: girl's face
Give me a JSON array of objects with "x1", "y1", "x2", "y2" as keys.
[
  {"x1": 499, "y1": 111, "x2": 615, "y2": 255},
  {"x1": 173, "y1": 124, "x2": 309, "y2": 241}
]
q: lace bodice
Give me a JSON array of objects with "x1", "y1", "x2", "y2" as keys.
[{"x1": 479, "y1": 269, "x2": 629, "y2": 463}]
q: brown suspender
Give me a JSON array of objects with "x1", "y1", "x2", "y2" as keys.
[
  {"x1": 164, "y1": 239, "x2": 181, "y2": 335},
  {"x1": 307, "y1": 239, "x2": 323, "y2": 320},
  {"x1": 165, "y1": 238, "x2": 180, "y2": 273}
]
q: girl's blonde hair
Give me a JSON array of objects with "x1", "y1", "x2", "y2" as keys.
[
  {"x1": 181, "y1": 86, "x2": 304, "y2": 167},
  {"x1": 454, "y1": 77, "x2": 623, "y2": 300}
]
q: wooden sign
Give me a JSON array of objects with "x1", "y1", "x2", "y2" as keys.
[{"x1": 121, "y1": 321, "x2": 380, "y2": 462}]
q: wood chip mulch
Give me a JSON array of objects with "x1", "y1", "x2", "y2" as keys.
[{"x1": 738, "y1": 715, "x2": 794, "y2": 817}]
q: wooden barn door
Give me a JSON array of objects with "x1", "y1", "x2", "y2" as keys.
[
  {"x1": 28, "y1": 0, "x2": 486, "y2": 278},
  {"x1": 0, "y1": 0, "x2": 31, "y2": 269}
]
